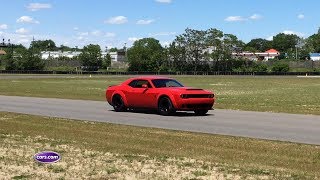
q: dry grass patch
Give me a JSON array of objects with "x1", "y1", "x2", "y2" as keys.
[
  {"x1": 0, "y1": 133, "x2": 262, "y2": 179},
  {"x1": 1, "y1": 112, "x2": 319, "y2": 179}
]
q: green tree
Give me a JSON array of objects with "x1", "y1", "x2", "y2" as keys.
[
  {"x1": 272, "y1": 33, "x2": 300, "y2": 52},
  {"x1": 272, "y1": 62, "x2": 289, "y2": 72},
  {"x1": 109, "y1": 47, "x2": 118, "y2": 52},
  {"x1": 78, "y1": 44, "x2": 102, "y2": 71},
  {"x1": 179, "y1": 28, "x2": 207, "y2": 71},
  {"x1": 305, "y1": 33, "x2": 320, "y2": 53},
  {"x1": 58, "y1": 45, "x2": 73, "y2": 52},
  {"x1": 253, "y1": 63, "x2": 268, "y2": 72},
  {"x1": 127, "y1": 38, "x2": 165, "y2": 71},
  {"x1": 245, "y1": 38, "x2": 272, "y2": 52},
  {"x1": 168, "y1": 28, "x2": 244, "y2": 71},
  {"x1": 30, "y1": 39, "x2": 57, "y2": 51},
  {"x1": 102, "y1": 53, "x2": 111, "y2": 69},
  {"x1": 5, "y1": 46, "x2": 44, "y2": 70},
  {"x1": 168, "y1": 41, "x2": 187, "y2": 71},
  {"x1": 206, "y1": 28, "x2": 224, "y2": 61}
]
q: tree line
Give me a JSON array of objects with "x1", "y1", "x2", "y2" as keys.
[{"x1": 1, "y1": 27, "x2": 320, "y2": 72}]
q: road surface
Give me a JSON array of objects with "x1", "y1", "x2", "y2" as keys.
[{"x1": 0, "y1": 95, "x2": 319, "y2": 145}]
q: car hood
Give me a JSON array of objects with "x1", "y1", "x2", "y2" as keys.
[{"x1": 161, "y1": 87, "x2": 212, "y2": 94}]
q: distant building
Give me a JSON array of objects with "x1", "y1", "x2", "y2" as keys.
[
  {"x1": 0, "y1": 49, "x2": 6, "y2": 56},
  {"x1": 108, "y1": 51, "x2": 126, "y2": 62},
  {"x1": 310, "y1": 53, "x2": 320, "y2": 61},
  {"x1": 232, "y1": 49, "x2": 280, "y2": 61},
  {"x1": 41, "y1": 51, "x2": 81, "y2": 59}
]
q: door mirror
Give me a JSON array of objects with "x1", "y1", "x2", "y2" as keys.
[{"x1": 142, "y1": 84, "x2": 148, "y2": 88}]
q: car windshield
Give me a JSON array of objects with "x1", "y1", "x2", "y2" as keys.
[{"x1": 151, "y1": 79, "x2": 184, "y2": 88}]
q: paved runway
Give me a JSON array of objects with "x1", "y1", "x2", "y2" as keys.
[{"x1": 1, "y1": 95, "x2": 319, "y2": 145}]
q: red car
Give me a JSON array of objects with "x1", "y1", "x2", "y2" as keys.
[{"x1": 106, "y1": 76, "x2": 215, "y2": 115}]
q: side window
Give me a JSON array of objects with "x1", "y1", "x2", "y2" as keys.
[
  {"x1": 135, "y1": 80, "x2": 151, "y2": 88},
  {"x1": 128, "y1": 80, "x2": 137, "y2": 88}
]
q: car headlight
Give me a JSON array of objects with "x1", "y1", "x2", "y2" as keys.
[{"x1": 180, "y1": 94, "x2": 188, "y2": 98}]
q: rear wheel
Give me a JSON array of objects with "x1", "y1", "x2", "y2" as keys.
[
  {"x1": 112, "y1": 94, "x2": 126, "y2": 112},
  {"x1": 158, "y1": 97, "x2": 175, "y2": 116},
  {"x1": 194, "y1": 110, "x2": 208, "y2": 116}
]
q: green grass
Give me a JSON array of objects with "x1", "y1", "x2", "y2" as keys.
[
  {"x1": 0, "y1": 112, "x2": 319, "y2": 179},
  {"x1": 0, "y1": 75, "x2": 319, "y2": 115}
]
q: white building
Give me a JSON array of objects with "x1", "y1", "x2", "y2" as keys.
[
  {"x1": 232, "y1": 49, "x2": 280, "y2": 61},
  {"x1": 310, "y1": 53, "x2": 320, "y2": 61},
  {"x1": 41, "y1": 51, "x2": 81, "y2": 59},
  {"x1": 107, "y1": 51, "x2": 126, "y2": 62}
]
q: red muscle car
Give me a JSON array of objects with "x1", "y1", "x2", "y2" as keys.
[{"x1": 106, "y1": 76, "x2": 215, "y2": 116}]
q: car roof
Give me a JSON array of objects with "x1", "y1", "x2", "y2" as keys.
[
  {"x1": 122, "y1": 76, "x2": 173, "y2": 85},
  {"x1": 129, "y1": 76, "x2": 173, "y2": 80}
]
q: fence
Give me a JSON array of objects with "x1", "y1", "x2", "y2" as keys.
[{"x1": 0, "y1": 70, "x2": 319, "y2": 76}]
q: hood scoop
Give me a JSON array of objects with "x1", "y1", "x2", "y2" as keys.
[{"x1": 185, "y1": 88, "x2": 203, "y2": 90}]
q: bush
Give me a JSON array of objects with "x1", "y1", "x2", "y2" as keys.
[
  {"x1": 253, "y1": 64, "x2": 268, "y2": 72},
  {"x1": 45, "y1": 66, "x2": 76, "y2": 71},
  {"x1": 272, "y1": 62, "x2": 289, "y2": 72}
]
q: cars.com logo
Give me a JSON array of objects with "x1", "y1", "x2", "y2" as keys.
[{"x1": 34, "y1": 151, "x2": 61, "y2": 163}]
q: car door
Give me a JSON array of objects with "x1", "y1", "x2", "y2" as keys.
[
  {"x1": 126, "y1": 79, "x2": 157, "y2": 108},
  {"x1": 125, "y1": 80, "x2": 139, "y2": 107}
]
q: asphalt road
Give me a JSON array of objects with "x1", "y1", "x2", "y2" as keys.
[{"x1": 1, "y1": 95, "x2": 319, "y2": 145}]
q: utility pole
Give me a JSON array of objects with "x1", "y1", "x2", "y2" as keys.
[{"x1": 295, "y1": 45, "x2": 298, "y2": 60}]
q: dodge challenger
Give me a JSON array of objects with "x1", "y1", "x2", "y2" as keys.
[{"x1": 106, "y1": 76, "x2": 215, "y2": 116}]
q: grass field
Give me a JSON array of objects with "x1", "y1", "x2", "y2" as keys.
[
  {"x1": 1, "y1": 75, "x2": 319, "y2": 179},
  {"x1": 0, "y1": 75, "x2": 319, "y2": 115},
  {"x1": 1, "y1": 112, "x2": 320, "y2": 179}
]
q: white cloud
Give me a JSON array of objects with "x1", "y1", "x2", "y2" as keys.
[
  {"x1": 128, "y1": 37, "x2": 141, "y2": 42},
  {"x1": 249, "y1": 14, "x2": 262, "y2": 20},
  {"x1": 149, "y1": 32, "x2": 176, "y2": 36},
  {"x1": 155, "y1": 0, "x2": 172, "y2": 3},
  {"x1": 16, "y1": 28, "x2": 29, "y2": 34},
  {"x1": 283, "y1": 30, "x2": 304, "y2": 37},
  {"x1": 267, "y1": 35, "x2": 273, "y2": 41},
  {"x1": 298, "y1": 14, "x2": 305, "y2": 19},
  {"x1": 267, "y1": 30, "x2": 305, "y2": 40},
  {"x1": 160, "y1": 41, "x2": 170, "y2": 47},
  {"x1": 73, "y1": 27, "x2": 79, "y2": 31},
  {"x1": 17, "y1": 16, "x2": 39, "y2": 24},
  {"x1": 27, "y1": 3, "x2": 52, "y2": 11},
  {"x1": 136, "y1": 19, "x2": 155, "y2": 25},
  {"x1": 91, "y1": 30, "x2": 102, "y2": 36},
  {"x1": 0, "y1": 24, "x2": 8, "y2": 30},
  {"x1": 105, "y1": 32, "x2": 116, "y2": 37},
  {"x1": 78, "y1": 32, "x2": 89, "y2": 36},
  {"x1": 17, "y1": 39, "x2": 30, "y2": 44},
  {"x1": 225, "y1": 16, "x2": 246, "y2": 22},
  {"x1": 105, "y1": 16, "x2": 128, "y2": 24},
  {"x1": 77, "y1": 36, "x2": 86, "y2": 40}
]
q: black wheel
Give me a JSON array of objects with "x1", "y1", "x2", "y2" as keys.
[
  {"x1": 194, "y1": 110, "x2": 208, "y2": 116},
  {"x1": 112, "y1": 94, "x2": 126, "y2": 112},
  {"x1": 158, "y1": 97, "x2": 176, "y2": 116}
]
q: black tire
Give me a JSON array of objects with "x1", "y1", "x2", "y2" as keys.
[
  {"x1": 158, "y1": 97, "x2": 176, "y2": 116},
  {"x1": 112, "y1": 94, "x2": 126, "y2": 112},
  {"x1": 194, "y1": 110, "x2": 208, "y2": 116}
]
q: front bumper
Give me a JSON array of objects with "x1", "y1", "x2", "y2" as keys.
[{"x1": 174, "y1": 98, "x2": 215, "y2": 110}]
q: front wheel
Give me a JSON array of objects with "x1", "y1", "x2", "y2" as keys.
[
  {"x1": 194, "y1": 110, "x2": 208, "y2": 116},
  {"x1": 158, "y1": 97, "x2": 175, "y2": 116},
  {"x1": 112, "y1": 94, "x2": 127, "y2": 112}
]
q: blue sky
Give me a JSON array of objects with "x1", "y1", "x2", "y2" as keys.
[{"x1": 0, "y1": 0, "x2": 319, "y2": 49}]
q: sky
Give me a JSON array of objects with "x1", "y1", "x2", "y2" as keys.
[{"x1": 0, "y1": 0, "x2": 319, "y2": 49}]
